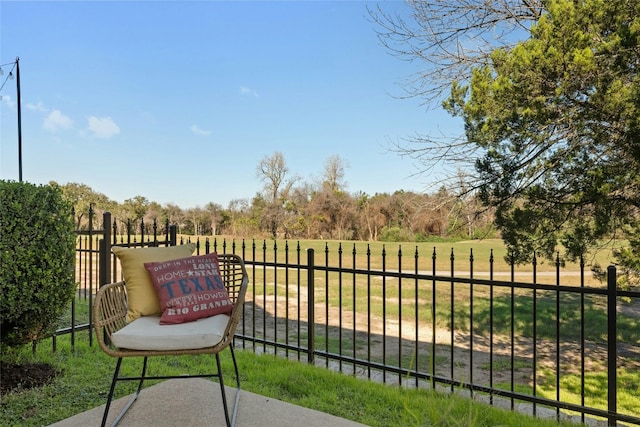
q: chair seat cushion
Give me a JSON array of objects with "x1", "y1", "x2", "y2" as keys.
[{"x1": 111, "y1": 313, "x2": 230, "y2": 351}]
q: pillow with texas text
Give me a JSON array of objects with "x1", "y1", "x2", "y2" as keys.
[{"x1": 144, "y1": 252, "x2": 233, "y2": 325}]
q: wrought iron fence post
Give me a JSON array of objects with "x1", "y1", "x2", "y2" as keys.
[
  {"x1": 101, "y1": 212, "x2": 112, "y2": 282},
  {"x1": 98, "y1": 212, "x2": 112, "y2": 346},
  {"x1": 98, "y1": 238, "x2": 108, "y2": 346},
  {"x1": 307, "y1": 248, "x2": 315, "y2": 364},
  {"x1": 169, "y1": 224, "x2": 177, "y2": 246},
  {"x1": 607, "y1": 265, "x2": 617, "y2": 427}
]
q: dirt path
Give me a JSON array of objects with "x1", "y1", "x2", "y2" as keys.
[
  {"x1": 242, "y1": 297, "x2": 637, "y2": 369},
  {"x1": 237, "y1": 285, "x2": 639, "y2": 425}
]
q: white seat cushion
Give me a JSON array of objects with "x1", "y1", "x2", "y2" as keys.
[{"x1": 111, "y1": 314, "x2": 230, "y2": 351}]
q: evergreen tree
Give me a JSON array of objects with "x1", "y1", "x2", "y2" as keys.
[{"x1": 443, "y1": 0, "x2": 640, "y2": 271}]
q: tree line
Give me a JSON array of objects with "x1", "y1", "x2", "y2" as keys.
[{"x1": 56, "y1": 152, "x2": 495, "y2": 242}]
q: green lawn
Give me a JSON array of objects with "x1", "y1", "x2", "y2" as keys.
[{"x1": 1, "y1": 332, "x2": 581, "y2": 427}]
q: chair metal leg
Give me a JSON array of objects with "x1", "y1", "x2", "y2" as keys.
[
  {"x1": 217, "y1": 345, "x2": 241, "y2": 427},
  {"x1": 101, "y1": 350, "x2": 240, "y2": 427},
  {"x1": 229, "y1": 345, "x2": 241, "y2": 424},
  {"x1": 101, "y1": 358, "x2": 122, "y2": 427},
  {"x1": 216, "y1": 353, "x2": 232, "y2": 427},
  {"x1": 230, "y1": 345, "x2": 240, "y2": 388},
  {"x1": 137, "y1": 357, "x2": 149, "y2": 394},
  {"x1": 101, "y1": 357, "x2": 149, "y2": 427}
]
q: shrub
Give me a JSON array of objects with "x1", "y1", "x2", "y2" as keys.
[
  {"x1": 0, "y1": 181, "x2": 76, "y2": 348},
  {"x1": 380, "y1": 226, "x2": 414, "y2": 242}
]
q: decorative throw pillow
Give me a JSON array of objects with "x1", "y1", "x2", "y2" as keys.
[
  {"x1": 144, "y1": 252, "x2": 233, "y2": 325},
  {"x1": 112, "y1": 243, "x2": 196, "y2": 322}
]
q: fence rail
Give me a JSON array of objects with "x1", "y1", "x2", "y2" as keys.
[{"x1": 57, "y1": 212, "x2": 640, "y2": 426}]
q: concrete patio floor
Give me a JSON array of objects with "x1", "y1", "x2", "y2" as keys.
[{"x1": 48, "y1": 378, "x2": 368, "y2": 427}]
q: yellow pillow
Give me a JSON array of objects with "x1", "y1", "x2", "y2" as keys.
[{"x1": 112, "y1": 243, "x2": 196, "y2": 322}]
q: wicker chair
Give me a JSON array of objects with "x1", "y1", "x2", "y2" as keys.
[{"x1": 93, "y1": 253, "x2": 249, "y2": 427}]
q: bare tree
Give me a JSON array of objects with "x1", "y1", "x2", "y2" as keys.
[
  {"x1": 184, "y1": 207, "x2": 210, "y2": 236},
  {"x1": 163, "y1": 203, "x2": 186, "y2": 234},
  {"x1": 321, "y1": 155, "x2": 349, "y2": 192},
  {"x1": 356, "y1": 193, "x2": 387, "y2": 241},
  {"x1": 204, "y1": 202, "x2": 222, "y2": 235},
  {"x1": 370, "y1": 1, "x2": 544, "y2": 193},
  {"x1": 256, "y1": 152, "x2": 298, "y2": 237},
  {"x1": 227, "y1": 198, "x2": 251, "y2": 236},
  {"x1": 370, "y1": 0, "x2": 543, "y2": 104},
  {"x1": 256, "y1": 151, "x2": 297, "y2": 203},
  {"x1": 143, "y1": 201, "x2": 163, "y2": 231}
]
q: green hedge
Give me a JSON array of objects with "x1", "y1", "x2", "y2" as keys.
[{"x1": 0, "y1": 181, "x2": 76, "y2": 348}]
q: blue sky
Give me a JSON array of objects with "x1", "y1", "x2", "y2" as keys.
[{"x1": 1, "y1": 1, "x2": 461, "y2": 209}]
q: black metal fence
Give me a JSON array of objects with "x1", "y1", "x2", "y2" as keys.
[{"x1": 60, "y1": 212, "x2": 640, "y2": 426}]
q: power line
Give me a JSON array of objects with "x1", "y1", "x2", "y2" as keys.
[{"x1": 0, "y1": 60, "x2": 18, "y2": 93}]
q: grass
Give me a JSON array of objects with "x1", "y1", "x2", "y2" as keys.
[
  {"x1": 1, "y1": 332, "x2": 579, "y2": 427},
  {"x1": 494, "y1": 366, "x2": 640, "y2": 421},
  {"x1": 56, "y1": 295, "x2": 91, "y2": 328},
  {"x1": 189, "y1": 236, "x2": 627, "y2": 287},
  {"x1": 535, "y1": 367, "x2": 640, "y2": 419}
]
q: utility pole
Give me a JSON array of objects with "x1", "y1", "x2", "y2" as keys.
[
  {"x1": 0, "y1": 57, "x2": 22, "y2": 181},
  {"x1": 16, "y1": 57, "x2": 22, "y2": 182}
]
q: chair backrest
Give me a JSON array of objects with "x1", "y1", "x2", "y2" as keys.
[
  {"x1": 216, "y1": 253, "x2": 249, "y2": 344},
  {"x1": 217, "y1": 253, "x2": 249, "y2": 308}
]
